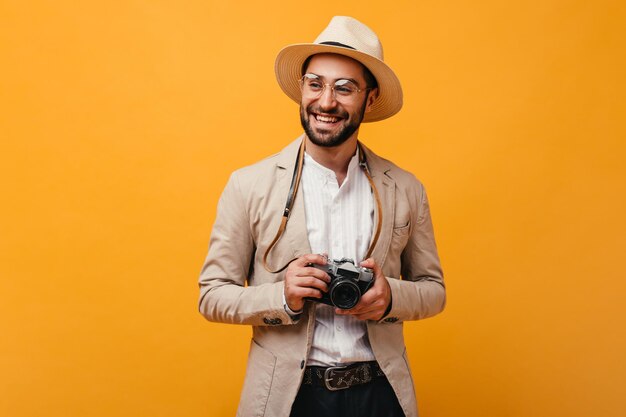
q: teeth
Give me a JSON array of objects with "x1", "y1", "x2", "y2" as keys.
[{"x1": 315, "y1": 114, "x2": 339, "y2": 123}]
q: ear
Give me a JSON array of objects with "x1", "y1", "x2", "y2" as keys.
[{"x1": 364, "y1": 88, "x2": 379, "y2": 113}]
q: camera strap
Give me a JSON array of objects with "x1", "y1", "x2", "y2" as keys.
[{"x1": 262, "y1": 139, "x2": 383, "y2": 273}]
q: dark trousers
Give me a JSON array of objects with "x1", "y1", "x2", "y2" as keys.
[{"x1": 289, "y1": 374, "x2": 406, "y2": 417}]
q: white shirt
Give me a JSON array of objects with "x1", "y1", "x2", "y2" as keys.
[{"x1": 300, "y1": 151, "x2": 376, "y2": 366}]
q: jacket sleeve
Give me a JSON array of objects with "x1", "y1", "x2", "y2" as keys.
[
  {"x1": 197, "y1": 172, "x2": 295, "y2": 326},
  {"x1": 384, "y1": 183, "x2": 446, "y2": 322}
]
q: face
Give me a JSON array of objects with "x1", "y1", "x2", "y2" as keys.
[{"x1": 299, "y1": 53, "x2": 377, "y2": 148}]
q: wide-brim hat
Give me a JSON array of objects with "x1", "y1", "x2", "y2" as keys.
[{"x1": 275, "y1": 16, "x2": 403, "y2": 123}]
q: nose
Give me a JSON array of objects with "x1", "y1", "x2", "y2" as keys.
[{"x1": 317, "y1": 84, "x2": 337, "y2": 110}]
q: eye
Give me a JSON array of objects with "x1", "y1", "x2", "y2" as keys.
[
  {"x1": 334, "y1": 80, "x2": 357, "y2": 95},
  {"x1": 334, "y1": 85, "x2": 353, "y2": 95},
  {"x1": 307, "y1": 80, "x2": 323, "y2": 91},
  {"x1": 303, "y1": 74, "x2": 324, "y2": 91}
]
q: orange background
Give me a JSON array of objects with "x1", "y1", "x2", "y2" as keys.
[{"x1": 1, "y1": 1, "x2": 625, "y2": 416}]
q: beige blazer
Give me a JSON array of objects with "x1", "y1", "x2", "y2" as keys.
[{"x1": 199, "y1": 137, "x2": 445, "y2": 417}]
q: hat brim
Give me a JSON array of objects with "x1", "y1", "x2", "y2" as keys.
[{"x1": 274, "y1": 44, "x2": 403, "y2": 122}]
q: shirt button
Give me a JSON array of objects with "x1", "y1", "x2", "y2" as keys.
[{"x1": 336, "y1": 325, "x2": 342, "y2": 331}]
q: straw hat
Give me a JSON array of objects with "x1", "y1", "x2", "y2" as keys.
[{"x1": 274, "y1": 16, "x2": 403, "y2": 122}]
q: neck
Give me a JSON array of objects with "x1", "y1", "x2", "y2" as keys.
[{"x1": 304, "y1": 135, "x2": 358, "y2": 185}]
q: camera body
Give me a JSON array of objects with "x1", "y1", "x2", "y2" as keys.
[{"x1": 307, "y1": 258, "x2": 374, "y2": 309}]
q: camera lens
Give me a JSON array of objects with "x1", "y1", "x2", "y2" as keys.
[{"x1": 330, "y1": 279, "x2": 360, "y2": 309}]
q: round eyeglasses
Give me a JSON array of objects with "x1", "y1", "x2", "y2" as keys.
[{"x1": 300, "y1": 73, "x2": 371, "y2": 103}]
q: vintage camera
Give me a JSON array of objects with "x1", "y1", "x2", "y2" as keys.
[{"x1": 307, "y1": 258, "x2": 375, "y2": 309}]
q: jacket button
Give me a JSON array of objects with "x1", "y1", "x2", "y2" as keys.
[
  {"x1": 272, "y1": 318, "x2": 283, "y2": 325},
  {"x1": 300, "y1": 360, "x2": 305, "y2": 369},
  {"x1": 263, "y1": 317, "x2": 271, "y2": 325},
  {"x1": 384, "y1": 317, "x2": 399, "y2": 323}
]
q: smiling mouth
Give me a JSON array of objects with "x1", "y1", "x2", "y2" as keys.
[{"x1": 312, "y1": 112, "x2": 343, "y2": 124}]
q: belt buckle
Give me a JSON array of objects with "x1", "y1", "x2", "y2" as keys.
[{"x1": 324, "y1": 365, "x2": 349, "y2": 391}]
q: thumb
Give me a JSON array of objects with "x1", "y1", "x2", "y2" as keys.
[{"x1": 360, "y1": 258, "x2": 377, "y2": 270}]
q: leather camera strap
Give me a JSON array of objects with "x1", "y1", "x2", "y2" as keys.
[
  {"x1": 360, "y1": 150, "x2": 383, "y2": 260},
  {"x1": 263, "y1": 140, "x2": 383, "y2": 273},
  {"x1": 262, "y1": 141, "x2": 306, "y2": 273}
]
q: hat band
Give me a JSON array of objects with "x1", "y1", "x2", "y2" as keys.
[{"x1": 318, "y1": 41, "x2": 356, "y2": 50}]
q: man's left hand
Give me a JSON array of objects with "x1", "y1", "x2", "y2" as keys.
[{"x1": 335, "y1": 258, "x2": 391, "y2": 321}]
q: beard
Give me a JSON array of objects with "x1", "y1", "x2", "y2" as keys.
[{"x1": 299, "y1": 98, "x2": 368, "y2": 148}]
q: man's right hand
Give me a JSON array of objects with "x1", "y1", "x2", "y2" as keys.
[{"x1": 284, "y1": 254, "x2": 330, "y2": 312}]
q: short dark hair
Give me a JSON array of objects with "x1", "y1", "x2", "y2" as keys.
[{"x1": 301, "y1": 54, "x2": 378, "y2": 89}]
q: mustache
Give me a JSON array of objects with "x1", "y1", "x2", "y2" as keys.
[{"x1": 306, "y1": 105, "x2": 348, "y2": 118}]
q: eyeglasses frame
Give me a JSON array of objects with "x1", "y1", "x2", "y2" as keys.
[{"x1": 299, "y1": 73, "x2": 373, "y2": 102}]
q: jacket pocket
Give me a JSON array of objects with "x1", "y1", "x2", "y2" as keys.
[
  {"x1": 390, "y1": 222, "x2": 411, "y2": 259},
  {"x1": 237, "y1": 339, "x2": 277, "y2": 417},
  {"x1": 392, "y1": 222, "x2": 411, "y2": 236}
]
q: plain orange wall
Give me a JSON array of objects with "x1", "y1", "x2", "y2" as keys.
[{"x1": 1, "y1": 1, "x2": 625, "y2": 416}]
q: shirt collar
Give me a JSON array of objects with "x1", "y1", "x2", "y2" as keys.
[{"x1": 303, "y1": 149, "x2": 361, "y2": 183}]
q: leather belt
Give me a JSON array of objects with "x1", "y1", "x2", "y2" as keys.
[{"x1": 302, "y1": 361, "x2": 385, "y2": 391}]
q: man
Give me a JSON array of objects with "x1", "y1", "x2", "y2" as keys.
[{"x1": 198, "y1": 16, "x2": 445, "y2": 417}]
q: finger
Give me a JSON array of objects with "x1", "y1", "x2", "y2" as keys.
[
  {"x1": 290, "y1": 287, "x2": 324, "y2": 299},
  {"x1": 360, "y1": 258, "x2": 381, "y2": 273},
  {"x1": 295, "y1": 266, "x2": 331, "y2": 282},
  {"x1": 292, "y1": 276, "x2": 329, "y2": 292},
  {"x1": 286, "y1": 263, "x2": 329, "y2": 283},
  {"x1": 295, "y1": 253, "x2": 328, "y2": 267},
  {"x1": 285, "y1": 290, "x2": 322, "y2": 311},
  {"x1": 353, "y1": 311, "x2": 381, "y2": 321},
  {"x1": 350, "y1": 302, "x2": 386, "y2": 319},
  {"x1": 335, "y1": 305, "x2": 370, "y2": 316},
  {"x1": 360, "y1": 257, "x2": 376, "y2": 268},
  {"x1": 360, "y1": 258, "x2": 384, "y2": 278},
  {"x1": 335, "y1": 307, "x2": 381, "y2": 321},
  {"x1": 335, "y1": 303, "x2": 368, "y2": 315},
  {"x1": 285, "y1": 274, "x2": 329, "y2": 295},
  {"x1": 358, "y1": 288, "x2": 383, "y2": 305},
  {"x1": 335, "y1": 297, "x2": 385, "y2": 315}
]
